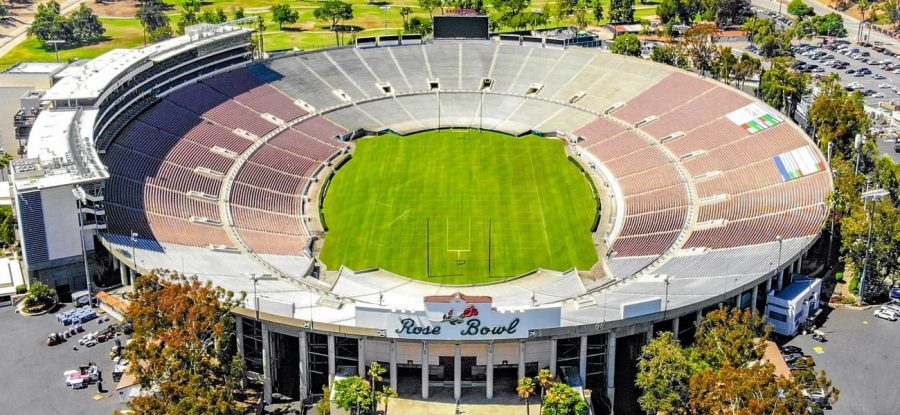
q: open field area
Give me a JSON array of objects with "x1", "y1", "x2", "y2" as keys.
[
  {"x1": 318, "y1": 131, "x2": 599, "y2": 284},
  {"x1": 0, "y1": 0, "x2": 659, "y2": 70}
]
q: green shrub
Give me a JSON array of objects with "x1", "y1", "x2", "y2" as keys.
[
  {"x1": 26, "y1": 281, "x2": 56, "y2": 308},
  {"x1": 15, "y1": 284, "x2": 27, "y2": 294},
  {"x1": 834, "y1": 272, "x2": 844, "y2": 283},
  {"x1": 848, "y1": 275, "x2": 859, "y2": 296},
  {"x1": 315, "y1": 385, "x2": 331, "y2": 415}
]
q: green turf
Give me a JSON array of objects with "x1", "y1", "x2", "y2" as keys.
[{"x1": 318, "y1": 130, "x2": 599, "y2": 285}]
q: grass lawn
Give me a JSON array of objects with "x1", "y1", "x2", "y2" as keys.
[
  {"x1": 0, "y1": 18, "x2": 144, "y2": 70},
  {"x1": 0, "y1": 0, "x2": 657, "y2": 69},
  {"x1": 318, "y1": 131, "x2": 599, "y2": 285}
]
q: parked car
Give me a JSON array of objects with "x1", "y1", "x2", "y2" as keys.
[
  {"x1": 881, "y1": 300, "x2": 900, "y2": 313},
  {"x1": 889, "y1": 287, "x2": 900, "y2": 299},
  {"x1": 781, "y1": 345, "x2": 802, "y2": 355},
  {"x1": 789, "y1": 357, "x2": 815, "y2": 370},
  {"x1": 872, "y1": 74, "x2": 886, "y2": 80},
  {"x1": 811, "y1": 333, "x2": 827, "y2": 343},
  {"x1": 783, "y1": 352, "x2": 804, "y2": 363},
  {"x1": 874, "y1": 308, "x2": 898, "y2": 321}
]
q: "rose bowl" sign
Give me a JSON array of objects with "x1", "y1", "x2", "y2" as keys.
[{"x1": 355, "y1": 293, "x2": 561, "y2": 340}]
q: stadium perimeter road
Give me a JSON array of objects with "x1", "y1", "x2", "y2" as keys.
[
  {"x1": 783, "y1": 307, "x2": 900, "y2": 415},
  {"x1": 0, "y1": 304, "x2": 128, "y2": 414}
]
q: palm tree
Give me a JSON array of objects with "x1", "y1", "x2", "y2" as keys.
[
  {"x1": 536, "y1": 369, "x2": 555, "y2": 414},
  {"x1": 377, "y1": 385, "x2": 398, "y2": 415},
  {"x1": 367, "y1": 362, "x2": 386, "y2": 413},
  {"x1": 517, "y1": 377, "x2": 536, "y2": 415}
]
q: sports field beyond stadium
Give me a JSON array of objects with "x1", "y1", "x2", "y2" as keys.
[{"x1": 318, "y1": 130, "x2": 599, "y2": 285}]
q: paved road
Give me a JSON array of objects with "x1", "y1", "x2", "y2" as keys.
[
  {"x1": 0, "y1": 304, "x2": 128, "y2": 415},
  {"x1": 876, "y1": 138, "x2": 900, "y2": 162},
  {"x1": 783, "y1": 306, "x2": 900, "y2": 415}
]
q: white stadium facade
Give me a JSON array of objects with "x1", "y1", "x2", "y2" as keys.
[{"x1": 11, "y1": 21, "x2": 832, "y2": 413}]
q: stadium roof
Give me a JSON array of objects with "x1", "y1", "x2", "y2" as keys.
[{"x1": 42, "y1": 24, "x2": 253, "y2": 102}]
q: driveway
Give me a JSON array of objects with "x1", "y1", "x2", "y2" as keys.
[
  {"x1": 0, "y1": 304, "x2": 129, "y2": 415},
  {"x1": 782, "y1": 306, "x2": 900, "y2": 415}
]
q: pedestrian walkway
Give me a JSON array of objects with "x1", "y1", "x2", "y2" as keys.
[{"x1": 389, "y1": 390, "x2": 531, "y2": 415}]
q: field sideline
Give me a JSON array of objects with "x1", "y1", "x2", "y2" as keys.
[{"x1": 318, "y1": 130, "x2": 599, "y2": 285}]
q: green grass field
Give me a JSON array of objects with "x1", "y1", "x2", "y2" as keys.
[{"x1": 318, "y1": 130, "x2": 599, "y2": 285}]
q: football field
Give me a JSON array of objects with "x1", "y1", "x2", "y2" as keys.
[{"x1": 318, "y1": 130, "x2": 599, "y2": 285}]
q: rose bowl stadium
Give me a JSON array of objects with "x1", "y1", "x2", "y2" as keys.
[{"x1": 11, "y1": 21, "x2": 831, "y2": 413}]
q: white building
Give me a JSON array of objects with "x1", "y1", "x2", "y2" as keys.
[{"x1": 766, "y1": 277, "x2": 823, "y2": 336}]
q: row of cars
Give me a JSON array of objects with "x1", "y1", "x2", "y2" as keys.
[
  {"x1": 779, "y1": 345, "x2": 832, "y2": 413},
  {"x1": 873, "y1": 299, "x2": 900, "y2": 321}
]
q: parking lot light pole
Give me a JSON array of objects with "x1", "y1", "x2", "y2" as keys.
[
  {"x1": 72, "y1": 186, "x2": 93, "y2": 308},
  {"x1": 859, "y1": 188, "x2": 890, "y2": 305}
]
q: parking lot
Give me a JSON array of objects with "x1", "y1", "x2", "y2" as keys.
[
  {"x1": 790, "y1": 41, "x2": 900, "y2": 108},
  {"x1": 0, "y1": 304, "x2": 129, "y2": 415},
  {"x1": 782, "y1": 306, "x2": 900, "y2": 415}
]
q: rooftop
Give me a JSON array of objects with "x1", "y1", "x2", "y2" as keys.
[
  {"x1": 42, "y1": 23, "x2": 253, "y2": 102},
  {"x1": 774, "y1": 278, "x2": 819, "y2": 300},
  {"x1": 12, "y1": 108, "x2": 107, "y2": 191},
  {"x1": 3, "y1": 62, "x2": 67, "y2": 75}
]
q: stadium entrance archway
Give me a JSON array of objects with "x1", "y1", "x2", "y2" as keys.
[{"x1": 271, "y1": 332, "x2": 300, "y2": 400}]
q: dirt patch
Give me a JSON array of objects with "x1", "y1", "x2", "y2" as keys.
[{"x1": 90, "y1": 0, "x2": 139, "y2": 18}]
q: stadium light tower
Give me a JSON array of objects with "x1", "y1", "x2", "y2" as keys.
[
  {"x1": 72, "y1": 186, "x2": 93, "y2": 308},
  {"x1": 859, "y1": 188, "x2": 890, "y2": 305}
]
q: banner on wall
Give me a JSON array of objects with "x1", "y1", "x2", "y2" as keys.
[
  {"x1": 726, "y1": 103, "x2": 784, "y2": 133},
  {"x1": 355, "y1": 293, "x2": 562, "y2": 340},
  {"x1": 773, "y1": 145, "x2": 826, "y2": 181}
]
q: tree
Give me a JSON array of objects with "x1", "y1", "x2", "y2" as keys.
[
  {"x1": 711, "y1": 46, "x2": 737, "y2": 83},
  {"x1": 693, "y1": 308, "x2": 768, "y2": 368},
  {"x1": 636, "y1": 332, "x2": 691, "y2": 414},
  {"x1": 651, "y1": 44, "x2": 690, "y2": 68},
  {"x1": 0, "y1": 206, "x2": 16, "y2": 248},
  {"x1": 494, "y1": 0, "x2": 532, "y2": 18},
  {"x1": 136, "y1": 0, "x2": 170, "y2": 45},
  {"x1": 270, "y1": 4, "x2": 299, "y2": 29},
  {"x1": 608, "y1": 0, "x2": 635, "y2": 23},
  {"x1": 810, "y1": 12, "x2": 847, "y2": 36},
  {"x1": 178, "y1": 0, "x2": 202, "y2": 33},
  {"x1": 657, "y1": 0, "x2": 681, "y2": 24},
  {"x1": 759, "y1": 57, "x2": 808, "y2": 116},
  {"x1": 542, "y1": 382, "x2": 589, "y2": 415},
  {"x1": 591, "y1": 0, "x2": 604, "y2": 22},
  {"x1": 28, "y1": 1, "x2": 73, "y2": 46},
  {"x1": 637, "y1": 308, "x2": 839, "y2": 414},
  {"x1": 332, "y1": 376, "x2": 374, "y2": 415},
  {"x1": 733, "y1": 52, "x2": 761, "y2": 89},
  {"x1": 418, "y1": 0, "x2": 442, "y2": 18},
  {"x1": 400, "y1": 6, "x2": 412, "y2": 30},
  {"x1": 124, "y1": 271, "x2": 245, "y2": 415},
  {"x1": 517, "y1": 376, "x2": 536, "y2": 415},
  {"x1": 366, "y1": 362, "x2": 386, "y2": 413},
  {"x1": 314, "y1": 0, "x2": 353, "y2": 46},
  {"x1": 809, "y1": 76, "x2": 869, "y2": 158},
  {"x1": 611, "y1": 33, "x2": 641, "y2": 56},
  {"x1": 787, "y1": 0, "x2": 815, "y2": 17},
  {"x1": 743, "y1": 17, "x2": 792, "y2": 57},
  {"x1": 232, "y1": 6, "x2": 245, "y2": 20},
  {"x1": 408, "y1": 16, "x2": 433, "y2": 35},
  {"x1": 684, "y1": 23, "x2": 719, "y2": 76},
  {"x1": 25, "y1": 281, "x2": 56, "y2": 309},
  {"x1": 69, "y1": 4, "x2": 105, "y2": 43},
  {"x1": 376, "y1": 385, "x2": 398, "y2": 415},
  {"x1": 885, "y1": 0, "x2": 900, "y2": 31},
  {"x1": 536, "y1": 368, "x2": 555, "y2": 414}
]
